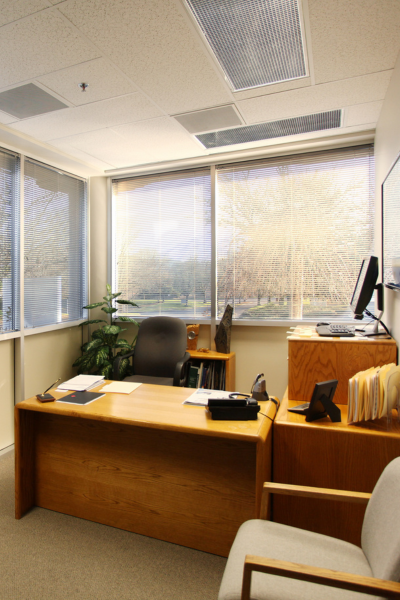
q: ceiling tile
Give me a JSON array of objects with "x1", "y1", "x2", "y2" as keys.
[
  {"x1": 52, "y1": 128, "x2": 156, "y2": 168},
  {"x1": 309, "y1": 0, "x2": 400, "y2": 84},
  {"x1": 0, "y1": 10, "x2": 100, "y2": 88},
  {"x1": 38, "y1": 58, "x2": 137, "y2": 106},
  {"x1": 0, "y1": 110, "x2": 18, "y2": 125},
  {"x1": 59, "y1": 0, "x2": 232, "y2": 114},
  {"x1": 10, "y1": 93, "x2": 163, "y2": 140},
  {"x1": 345, "y1": 101, "x2": 383, "y2": 127},
  {"x1": 111, "y1": 117, "x2": 204, "y2": 162},
  {"x1": 0, "y1": 0, "x2": 49, "y2": 27},
  {"x1": 237, "y1": 71, "x2": 393, "y2": 124},
  {"x1": 49, "y1": 138, "x2": 114, "y2": 170}
]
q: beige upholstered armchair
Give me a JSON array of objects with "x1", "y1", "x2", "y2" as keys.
[{"x1": 219, "y1": 457, "x2": 400, "y2": 600}]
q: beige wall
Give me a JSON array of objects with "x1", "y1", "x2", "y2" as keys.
[
  {"x1": 375, "y1": 49, "x2": 400, "y2": 349},
  {"x1": 24, "y1": 327, "x2": 83, "y2": 400},
  {"x1": 0, "y1": 340, "x2": 14, "y2": 450}
]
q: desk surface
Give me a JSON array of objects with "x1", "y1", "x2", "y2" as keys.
[
  {"x1": 16, "y1": 382, "x2": 276, "y2": 441},
  {"x1": 278, "y1": 393, "x2": 400, "y2": 437}
]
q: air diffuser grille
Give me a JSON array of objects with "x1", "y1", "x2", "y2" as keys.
[
  {"x1": 196, "y1": 110, "x2": 342, "y2": 149},
  {"x1": 186, "y1": 0, "x2": 307, "y2": 90}
]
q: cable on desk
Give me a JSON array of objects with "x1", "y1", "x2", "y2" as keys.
[{"x1": 260, "y1": 396, "x2": 280, "y2": 422}]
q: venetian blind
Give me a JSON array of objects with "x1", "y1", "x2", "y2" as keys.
[
  {"x1": 215, "y1": 145, "x2": 375, "y2": 321},
  {"x1": 0, "y1": 148, "x2": 20, "y2": 332},
  {"x1": 112, "y1": 169, "x2": 211, "y2": 319},
  {"x1": 24, "y1": 159, "x2": 87, "y2": 328}
]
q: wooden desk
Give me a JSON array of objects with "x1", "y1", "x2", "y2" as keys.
[
  {"x1": 273, "y1": 392, "x2": 400, "y2": 546},
  {"x1": 15, "y1": 384, "x2": 275, "y2": 557}
]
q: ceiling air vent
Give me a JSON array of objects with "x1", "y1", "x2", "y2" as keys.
[
  {"x1": 185, "y1": 0, "x2": 307, "y2": 91},
  {"x1": 196, "y1": 110, "x2": 342, "y2": 149},
  {"x1": 0, "y1": 83, "x2": 68, "y2": 119}
]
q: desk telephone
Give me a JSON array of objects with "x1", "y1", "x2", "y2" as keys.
[{"x1": 208, "y1": 374, "x2": 271, "y2": 420}]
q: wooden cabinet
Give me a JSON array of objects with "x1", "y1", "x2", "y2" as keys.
[
  {"x1": 288, "y1": 330, "x2": 397, "y2": 404},
  {"x1": 188, "y1": 351, "x2": 236, "y2": 391},
  {"x1": 274, "y1": 332, "x2": 399, "y2": 547},
  {"x1": 274, "y1": 393, "x2": 400, "y2": 546}
]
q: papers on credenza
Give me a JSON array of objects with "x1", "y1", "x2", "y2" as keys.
[
  {"x1": 347, "y1": 363, "x2": 400, "y2": 423},
  {"x1": 183, "y1": 389, "x2": 231, "y2": 406},
  {"x1": 57, "y1": 374, "x2": 105, "y2": 392}
]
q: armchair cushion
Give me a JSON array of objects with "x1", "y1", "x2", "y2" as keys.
[{"x1": 218, "y1": 520, "x2": 372, "y2": 600}]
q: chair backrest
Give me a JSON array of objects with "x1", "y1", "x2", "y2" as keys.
[
  {"x1": 133, "y1": 316, "x2": 187, "y2": 378},
  {"x1": 361, "y1": 456, "x2": 400, "y2": 582}
]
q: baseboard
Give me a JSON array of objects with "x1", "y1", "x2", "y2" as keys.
[{"x1": 0, "y1": 444, "x2": 14, "y2": 456}]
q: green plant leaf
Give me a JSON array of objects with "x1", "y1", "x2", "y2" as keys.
[
  {"x1": 118, "y1": 357, "x2": 130, "y2": 380},
  {"x1": 72, "y1": 355, "x2": 85, "y2": 367},
  {"x1": 114, "y1": 339, "x2": 131, "y2": 348},
  {"x1": 103, "y1": 324, "x2": 122, "y2": 335},
  {"x1": 83, "y1": 302, "x2": 105, "y2": 309},
  {"x1": 85, "y1": 338, "x2": 103, "y2": 352},
  {"x1": 80, "y1": 319, "x2": 107, "y2": 327},
  {"x1": 100, "y1": 362, "x2": 113, "y2": 379},
  {"x1": 106, "y1": 283, "x2": 112, "y2": 294},
  {"x1": 92, "y1": 328, "x2": 106, "y2": 340},
  {"x1": 95, "y1": 347, "x2": 109, "y2": 366},
  {"x1": 117, "y1": 317, "x2": 140, "y2": 325},
  {"x1": 101, "y1": 306, "x2": 118, "y2": 314},
  {"x1": 116, "y1": 299, "x2": 139, "y2": 307}
]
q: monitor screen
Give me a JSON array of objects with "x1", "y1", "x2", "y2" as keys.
[{"x1": 350, "y1": 256, "x2": 378, "y2": 318}]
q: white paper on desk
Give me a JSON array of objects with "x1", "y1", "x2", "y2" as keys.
[
  {"x1": 100, "y1": 382, "x2": 141, "y2": 394},
  {"x1": 57, "y1": 374, "x2": 105, "y2": 391},
  {"x1": 183, "y1": 388, "x2": 231, "y2": 406}
]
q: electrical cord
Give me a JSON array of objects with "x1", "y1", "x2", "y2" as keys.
[
  {"x1": 259, "y1": 396, "x2": 280, "y2": 422},
  {"x1": 364, "y1": 309, "x2": 390, "y2": 336}
]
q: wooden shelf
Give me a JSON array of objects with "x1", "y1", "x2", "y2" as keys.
[{"x1": 188, "y1": 351, "x2": 236, "y2": 391}]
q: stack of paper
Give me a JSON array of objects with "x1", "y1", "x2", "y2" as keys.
[
  {"x1": 348, "y1": 363, "x2": 400, "y2": 423},
  {"x1": 57, "y1": 374, "x2": 105, "y2": 392}
]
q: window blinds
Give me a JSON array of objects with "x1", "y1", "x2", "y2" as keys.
[
  {"x1": 24, "y1": 159, "x2": 87, "y2": 328},
  {"x1": 0, "y1": 148, "x2": 20, "y2": 332},
  {"x1": 215, "y1": 145, "x2": 375, "y2": 321},
  {"x1": 112, "y1": 169, "x2": 211, "y2": 318}
]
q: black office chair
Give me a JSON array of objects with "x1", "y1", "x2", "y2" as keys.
[{"x1": 113, "y1": 316, "x2": 190, "y2": 386}]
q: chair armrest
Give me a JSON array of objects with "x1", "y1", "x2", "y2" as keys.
[
  {"x1": 260, "y1": 482, "x2": 371, "y2": 519},
  {"x1": 173, "y1": 352, "x2": 191, "y2": 386},
  {"x1": 241, "y1": 555, "x2": 400, "y2": 600},
  {"x1": 112, "y1": 348, "x2": 135, "y2": 380}
]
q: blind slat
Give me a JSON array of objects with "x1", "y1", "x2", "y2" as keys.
[
  {"x1": 112, "y1": 169, "x2": 212, "y2": 318},
  {"x1": 24, "y1": 159, "x2": 87, "y2": 328},
  {"x1": 216, "y1": 145, "x2": 375, "y2": 321}
]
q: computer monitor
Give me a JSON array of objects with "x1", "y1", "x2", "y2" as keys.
[{"x1": 350, "y1": 256, "x2": 379, "y2": 318}]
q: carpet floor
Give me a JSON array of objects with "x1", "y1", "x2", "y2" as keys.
[{"x1": 0, "y1": 449, "x2": 226, "y2": 600}]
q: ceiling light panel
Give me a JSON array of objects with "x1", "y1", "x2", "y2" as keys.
[
  {"x1": 185, "y1": 0, "x2": 307, "y2": 91},
  {"x1": 196, "y1": 110, "x2": 341, "y2": 148}
]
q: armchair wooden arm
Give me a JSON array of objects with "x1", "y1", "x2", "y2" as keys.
[
  {"x1": 260, "y1": 482, "x2": 371, "y2": 519},
  {"x1": 241, "y1": 555, "x2": 400, "y2": 600}
]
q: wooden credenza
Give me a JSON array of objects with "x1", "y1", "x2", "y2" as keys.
[
  {"x1": 274, "y1": 331, "x2": 399, "y2": 547},
  {"x1": 288, "y1": 329, "x2": 397, "y2": 404}
]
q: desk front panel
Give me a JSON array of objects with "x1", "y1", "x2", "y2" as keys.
[{"x1": 15, "y1": 392, "x2": 275, "y2": 557}]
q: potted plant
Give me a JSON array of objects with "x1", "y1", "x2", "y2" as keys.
[{"x1": 73, "y1": 284, "x2": 139, "y2": 380}]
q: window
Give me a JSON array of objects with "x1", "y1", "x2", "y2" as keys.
[
  {"x1": 216, "y1": 145, "x2": 375, "y2": 320},
  {"x1": 112, "y1": 145, "x2": 375, "y2": 323},
  {"x1": 0, "y1": 148, "x2": 20, "y2": 332},
  {"x1": 24, "y1": 159, "x2": 87, "y2": 328},
  {"x1": 112, "y1": 169, "x2": 211, "y2": 318}
]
